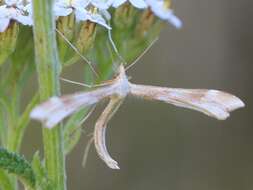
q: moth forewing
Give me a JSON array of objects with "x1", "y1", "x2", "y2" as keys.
[
  {"x1": 129, "y1": 83, "x2": 245, "y2": 120},
  {"x1": 30, "y1": 83, "x2": 118, "y2": 128},
  {"x1": 94, "y1": 97, "x2": 124, "y2": 169}
]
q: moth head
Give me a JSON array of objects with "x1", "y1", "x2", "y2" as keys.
[
  {"x1": 115, "y1": 64, "x2": 128, "y2": 82},
  {"x1": 113, "y1": 64, "x2": 130, "y2": 97},
  {"x1": 118, "y1": 64, "x2": 126, "y2": 75}
]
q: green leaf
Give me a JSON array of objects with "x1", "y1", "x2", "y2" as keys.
[
  {"x1": 64, "y1": 129, "x2": 82, "y2": 155},
  {"x1": 0, "y1": 148, "x2": 35, "y2": 189},
  {"x1": 32, "y1": 152, "x2": 53, "y2": 190},
  {"x1": 64, "y1": 108, "x2": 90, "y2": 154},
  {"x1": 7, "y1": 94, "x2": 39, "y2": 152}
]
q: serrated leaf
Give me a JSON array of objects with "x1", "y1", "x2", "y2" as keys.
[{"x1": 0, "y1": 148, "x2": 35, "y2": 189}]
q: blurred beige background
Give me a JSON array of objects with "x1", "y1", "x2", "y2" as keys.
[{"x1": 23, "y1": 0, "x2": 253, "y2": 190}]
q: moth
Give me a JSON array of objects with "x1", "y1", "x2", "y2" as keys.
[{"x1": 30, "y1": 65, "x2": 245, "y2": 169}]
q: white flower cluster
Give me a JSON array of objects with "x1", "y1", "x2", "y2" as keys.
[
  {"x1": 0, "y1": 0, "x2": 182, "y2": 32},
  {"x1": 0, "y1": 0, "x2": 32, "y2": 32}
]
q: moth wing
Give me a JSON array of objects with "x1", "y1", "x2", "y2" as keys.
[
  {"x1": 30, "y1": 86, "x2": 115, "y2": 128},
  {"x1": 130, "y1": 84, "x2": 245, "y2": 120}
]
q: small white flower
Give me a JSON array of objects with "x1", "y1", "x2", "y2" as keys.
[
  {"x1": 100, "y1": 9, "x2": 111, "y2": 20},
  {"x1": 23, "y1": 2, "x2": 32, "y2": 16},
  {"x1": 53, "y1": 0, "x2": 111, "y2": 29},
  {"x1": 0, "y1": 4, "x2": 32, "y2": 32},
  {"x1": 54, "y1": 4, "x2": 72, "y2": 17},
  {"x1": 146, "y1": 0, "x2": 182, "y2": 29},
  {"x1": 112, "y1": 0, "x2": 147, "y2": 9},
  {"x1": 53, "y1": 0, "x2": 90, "y2": 17},
  {"x1": 76, "y1": 9, "x2": 111, "y2": 29},
  {"x1": 90, "y1": 0, "x2": 114, "y2": 10},
  {"x1": 5, "y1": 0, "x2": 22, "y2": 6}
]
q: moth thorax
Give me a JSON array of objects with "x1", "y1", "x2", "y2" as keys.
[{"x1": 115, "y1": 75, "x2": 130, "y2": 98}]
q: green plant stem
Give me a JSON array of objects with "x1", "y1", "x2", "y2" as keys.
[
  {"x1": 0, "y1": 169, "x2": 15, "y2": 190},
  {"x1": 32, "y1": 1, "x2": 66, "y2": 190}
]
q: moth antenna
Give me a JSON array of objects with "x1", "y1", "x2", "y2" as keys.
[
  {"x1": 107, "y1": 22, "x2": 126, "y2": 64},
  {"x1": 60, "y1": 77, "x2": 93, "y2": 88},
  {"x1": 126, "y1": 37, "x2": 159, "y2": 71},
  {"x1": 105, "y1": 42, "x2": 118, "y2": 74},
  {"x1": 60, "y1": 77, "x2": 115, "y2": 88},
  {"x1": 56, "y1": 29, "x2": 99, "y2": 77},
  {"x1": 82, "y1": 136, "x2": 94, "y2": 168}
]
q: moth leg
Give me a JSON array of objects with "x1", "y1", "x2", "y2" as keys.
[
  {"x1": 94, "y1": 97, "x2": 124, "y2": 169},
  {"x1": 82, "y1": 136, "x2": 94, "y2": 168}
]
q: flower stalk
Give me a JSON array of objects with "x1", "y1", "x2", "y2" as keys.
[{"x1": 32, "y1": 0, "x2": 66, "y2": 190}]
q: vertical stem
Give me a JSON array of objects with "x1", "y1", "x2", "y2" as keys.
[
  {"x1": 32, "y1": 1, "x2": 66, "y2": 190},
  {"x1": 0, "y1": 169, "x2": 15, "y2": 190}
]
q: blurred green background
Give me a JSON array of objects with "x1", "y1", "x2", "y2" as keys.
[{"x1": 23, "y1": 0, "x2": 252, "y2": 189}]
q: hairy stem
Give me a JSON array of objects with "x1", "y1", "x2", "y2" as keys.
[{"x1": 32, "y1": 0, "x2": 66, "y2": 190}]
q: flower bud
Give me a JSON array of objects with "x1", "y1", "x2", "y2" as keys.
[
  {"x1": 164, "y1": 0, "x2": 172, "y2": 9},
  {"x1": 57, "y1": 14, "x2": 75, "y2": 43},
  {"x1": 76, "y1": 21, "x2": 97, "y2": 54},
  {"x1": 135, "y1": 0, "x2": 173, "y2": 38},
  {"x1": 135, "y1": 8, "x2": 156, "y2": 38},
  {"x1": 57, "y1": 13, "x2": 75, "y2": 61},
  {"x1": 0, "y1": 21, "x2": 18, "y2": 66},
  {"x1": 113, "y1": 3, "x2": 136, "y2": 29}
]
